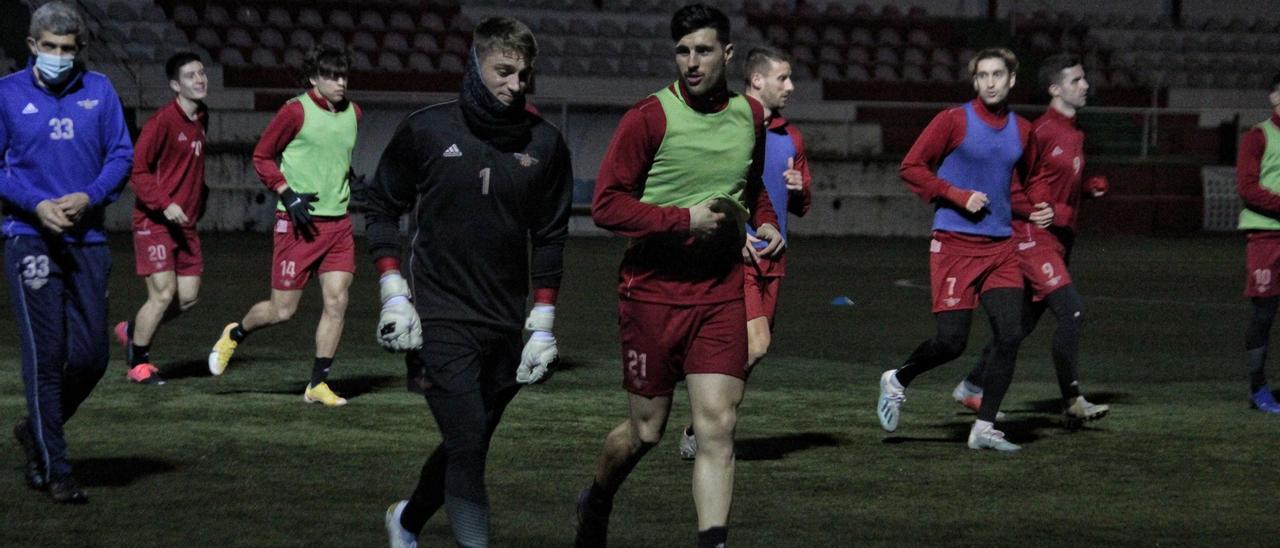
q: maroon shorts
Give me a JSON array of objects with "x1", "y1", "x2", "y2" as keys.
[
  {"x1": 1016, "y1": 234, "x2": 1073, "y2": 301},
  {"x1": 929, "y1": 238, "x2": 1022, "y2": 312},
  {"x1": 1245, "y1": 233, "x2": 1280, "y2": 297},
  {"x1": 271, "y1": 213, "x2": 356, "y2": 291},
  {"x1": 132, "y1": 219, "x2": 202, "y2": 277},
  {"x1": 743, "y1": 272, "x2": 780, "y2": 323},
  {"x1": 618, "y1": 298, "x2": 748, "y2": 397}
]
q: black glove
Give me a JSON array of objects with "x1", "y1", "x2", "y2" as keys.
[{"x1": 280, "y1": 188, "x2": 317, "y2": 235}]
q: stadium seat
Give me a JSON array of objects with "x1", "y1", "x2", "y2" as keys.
[
  {"x1": 598, "y1": 19, "x2": 625, "y2": 40},
  {"x1": 298, "y1": 9, "x2": 325, "y2": 30},
  {"x1": 204, "y1": 4, "x2": 231, "y2": 28},
  {"x1": 359, "y1": 11, "x2": 387, "y2": 31},
  {"x1": 383, "y1": 33, "x2": 410, "y2": 53},
  {"x1": 222, "y1": 27, "x2": 252, "y2": 48},
  {"x1": 194, "y1": 28, "x2": 222, "y2": 51},
  {"x1": 791, "y1": 46, "x2": 815, "y2": 65},
  {"x1": 330, "y1": 10, "x2": 355, "y2": 31},
  {"x1": 259, "y1": 28, "x2": 285, "y2": 50},
  {"x1": 619, "y1": 39, "x2": 646, "y2": 58},
  {"x1": 821, "y1": 26, "x2": 847, "y2": 47},
  {"x1": 540, "y1": 16, "x2": 569, "y2": 36},
  {"x1": 352, "y1": 51, "x2": 374, "y2": 71},
  {"x1": 823, "y1": 3, "x2": 849, "y2": 20},
  {"x1": 793, "y1": 25, "x2": 820, "y2": 46},
  {"x1": 289, "y1": 29, "x2": 316, "y2": 50},
  {"x1": 849, "y1": 27, "x2": 873, "y2": 47},
  {"x1": 320, "y1": 30, "x2": 346, "y2": 49},
  {"x1": 928, "y1": 64, "x2": 952, "y2": 82},
  {"x1": 107, "y1": 1, "x2": 139, "y2": 22},
  {"x1": 564, "y1": 37, "x2": 592, "y2": 56},
  {"x1": 408, "y1": 52, "x2": 436, "y2": 73},
  {"x1": 902, "y1": 47, "x2": 926, "y2": 66},
  {"x1": 267, "y1": 7, "x2": 293, "y2": 30},
  {"x1": 588, "y1": 57, "x2": 620, "y2": 77},
  {"x1": 251, "y1": 48, "x2": 280, "y2": 68},
  {"x1": 596, "y1": 38, "x2": 624, "y2": 58},
  {"x1": 765, "y1": 25, "x2": 789, "y2": 44},
  {"x1": 817, "y1": 63, "x2": 843, "y2": 81},
  {"x1": 625, "y1": 20, "x2": 649, "y2": 38},
  {"x1": 443, "y1": 34, "x2": 470, "y2": 55},
  {"x1": 819, "y1": 45, "x2": 843, "y2": 64},
  {"x1": 236, "y1": 6, "x2": 262, "y2": 28},
  {"x1": 450, "y1": 14, "x2": 475, "y2": 34},
  {"x1": 876, "y1": 28, "x2": 902, "y2": 47},
  {"x1": 283, "y1": 48, "x2": 306, "y2": 68},
  {"x1": 874, "y1": 48, "x2": 899, "y2": 66},
  {"x1": 420, "y1": 13, "x2": 446, "y2": 34},
  {"x1": 218, "y1": 47, "x2": 247, "y2": 67},
  {"x1": 844, "y1": 45, "x2": 869, "y2": 66},
  {"x1": 142, "y1": 4, "x2": 167, "y2": 23},
  {"x1": 352, "y1": 31, "x2": 378, "y2": 52},
  {"x1": 438, "y1": 52, "x2": 466, "y2": 73},
  {"x1": 930, "y1": 48, "x2": 953, "y2": 67},
  {"x1": 413, "y1": 33, "x2": 440, "y2": 54},
  {"x1": 845, "y1": 63, "x2": 870, "y2": 82},
  {"x1": 173, "y1": 5, "x2": 199, "y2": 27},
  {"x1": 618, "y1": 56, "x2": 648, "y2": 77},
  {"x1": 377, "y1": 52, "x2": 404, "y2": 71},
  {"x1": 907, "y1": 29, "x2": 931, "y2": 48},
  {"x1": 389, "y1": 11, "x2": 415, "y2": 33},
  {"x1": 792, "y1": 63, "x2": 814, "y2": 81},
  {"x1": 901, "y1": 64, "x2": 927, "y2": 82}
]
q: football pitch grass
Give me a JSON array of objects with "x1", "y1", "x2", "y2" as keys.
[{"x1": 1, "y1": 232, "x2": 1277, "y2": 546}]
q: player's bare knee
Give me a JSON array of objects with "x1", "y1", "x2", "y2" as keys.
[
  {"x1": 178, "y1": 295, "x2": 199, "y2": 312},
  {"x1": 271, "y1": 304, "x2": 297, "y2": 323},
  {"x1": 149, "y1": 287, "x2": 176, "y2": 309},
  {"x1": 323, "y1": 294, "x2": 349, "y2": 316}
]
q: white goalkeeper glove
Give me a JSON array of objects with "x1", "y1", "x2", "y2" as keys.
[
  {"x1": 517, "y1": 305, "x2": 557, "y2": 384},
  {"x1": 377, "y1": 272, "x2": 422, "y2": 351}
]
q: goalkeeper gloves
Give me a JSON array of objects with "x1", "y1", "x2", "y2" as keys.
[
  {"x1": 377, "y1": 272, "x2": 422, "y2": 351},
  {"x1": 517, "y1": 305, "x2": 557, "y2": 384}
]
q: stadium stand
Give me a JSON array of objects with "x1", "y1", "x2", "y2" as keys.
[{"x1": 10, "y1": 0, "x2": 1269, "y2": 237}]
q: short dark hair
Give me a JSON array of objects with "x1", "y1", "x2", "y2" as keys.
[
  {"x1": 1038, "y1": 53, "x2": 1081, "y2": 91},
  {"x1": 670, "y1": 4, "x2": 731, "y2": 44},
  {"x1": 968, "y1": 48, "x2": 1018, "y2": 77},
  {"x1": 473, "y1": 16, "x2": 538, "y2": 63},
  {"x1": 744, "y1": 46, "x2": 791, "y2": 85},
  {"x1": 165, "y1": 51, "x2": 203, "y2": 82},
  {"x1": 302, "y1": 45, "x2": 351, "y2": 81}
]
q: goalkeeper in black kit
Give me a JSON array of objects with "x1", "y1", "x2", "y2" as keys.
[{"x1": 363, "y1": 17, "x2": 572, "y2": 548}]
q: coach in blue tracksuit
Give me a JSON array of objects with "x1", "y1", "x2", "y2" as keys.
[{"x1": 0, "y1": 1, "x2": 132, "y2": 503}]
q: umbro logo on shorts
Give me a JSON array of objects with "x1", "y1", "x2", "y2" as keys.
[
  {"x1": 443, "y1": 144, "x2": 462, "y2": 158},
  {"x1": 21, "y1": 103, "x2": 38, "y2": 114}
]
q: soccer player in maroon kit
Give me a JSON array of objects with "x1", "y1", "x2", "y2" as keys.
[
  {"x1": 1236, "y1": 73, "x2": 1280, "y2": 414},
  {"x1": 207, "y1": 46, "x2": 361, "y2": 406},
  {"x1": 877, "y1": 48, "x2": 1053, "y2": 452},
  {"x1": 951, "y1": 54, "x2": 1111, "y2": 427},
  {"x1": 678, "y1": 45, "x2": 811, "y2": 460},
  {"x1": 114, "y1": 52, "x2": 208, "y2": 385},
  {"x1": 575, "y1": 6, "x2": 783, "y2": 547}
]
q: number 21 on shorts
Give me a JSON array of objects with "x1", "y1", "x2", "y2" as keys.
[{"x1": 626, "y1": 349, "x2": 647, "y2": 380}]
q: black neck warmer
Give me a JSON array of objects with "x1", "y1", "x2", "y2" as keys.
[{"x1": 459, "y1": 49, "x2": 533, "y2": 151}]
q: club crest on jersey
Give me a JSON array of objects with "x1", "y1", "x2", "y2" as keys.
[
  {"x1": 21, "y1": 103, "x2": 39, "y2": 114},
  {"x1": 1051, "y1": 146, "x2": 1065, "y2": 157},
  {"x1": 513, "y1": 153, "x2": 539, "y2": 167},
  {"x1": 77, "y1": 99, "x2": 99, "y2": 110},
  {"x1": 443, "y1": 144, "x2": 462, "y2": 158},
  {"x1": 178, "y1": 132, "x2": 188, "y2": 142}
]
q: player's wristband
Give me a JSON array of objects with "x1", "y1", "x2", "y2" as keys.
[{"x1": 375, "y1": 256, "x2": 401, "y2": 275}]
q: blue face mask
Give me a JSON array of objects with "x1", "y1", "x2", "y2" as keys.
[{"x1": 35, "y1": 52, "x2": 75, "y2": 84}]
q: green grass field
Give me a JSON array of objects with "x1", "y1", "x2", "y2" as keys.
[{"x1": 1, "y1": 233, "x2": 1277, "y2": 546}]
